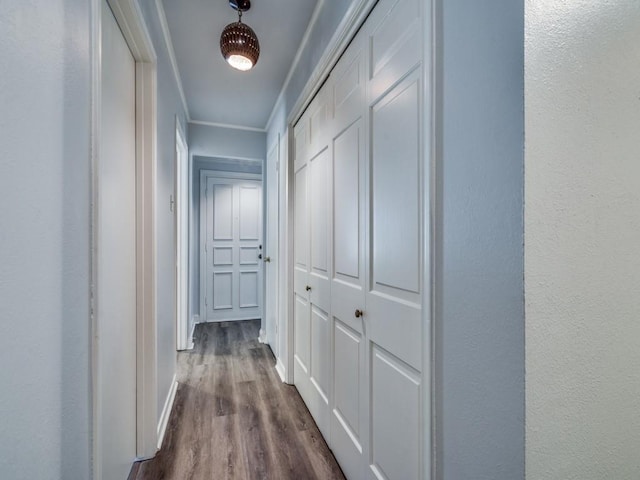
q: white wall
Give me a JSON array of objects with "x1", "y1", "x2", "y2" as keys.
[
  {"x1": 525, "y1": 2, "x2": 640, "y2": 478},
  {"x1": 0, "y1": 1, "x2": 92, "y2": 478},
  {"x1": 435, "y1": 1, "x2": 524, "y2": 478}
]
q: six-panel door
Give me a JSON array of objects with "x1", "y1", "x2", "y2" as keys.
[{"x1": 204, "y1": 177, "x2": 263, "y2": 322}]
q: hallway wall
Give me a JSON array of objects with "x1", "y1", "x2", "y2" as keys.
[
  {"x1": 435, "y1": 1, "x2": 525, "y2": 478},
  {"x1": 0, "y1": 1, "x2": 92, "y2": 478},
  {"x1": 137, "y1": 0, "x2": 189, "y2": 425},
  {"x1": 525, "y1": 2, "x2": 640, "y2": 477}
]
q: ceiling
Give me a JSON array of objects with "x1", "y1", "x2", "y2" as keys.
[{"x1": 161, "y1": 0, "x2": 319, "y2": 130}]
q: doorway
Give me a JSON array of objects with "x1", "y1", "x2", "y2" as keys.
[{"x1": 199, "y1": 171, "x2": 264, "y2": 323}]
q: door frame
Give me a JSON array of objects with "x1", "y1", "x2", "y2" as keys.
[
  {"x1": 199, "y1": 170, "x2": 264, "y2": 325},
  {"x1": 175, "y1": 119, "x2": 190, "y2": 350},
  {"x1": 265, "y1": 138, "x2": 280, "y2": 357},
  {"x1": 282, "y1": 0, "x2": 435, "y2": 478},
  {"x1": 91, "y1": 0, "x2": 158, "y2": 471}
]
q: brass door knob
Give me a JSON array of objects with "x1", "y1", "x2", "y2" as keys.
[
  {"x1": 305, "y1": 285, "x2": 312, "y2": 291},
  {"x1": 355, "y1": 309, "x2": 363, "y2": 318},
  {"x1": 263, "y1": 256, "x2": 271, "y2": 263}
]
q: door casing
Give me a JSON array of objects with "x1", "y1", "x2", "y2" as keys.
[{"x1": 91, "y1": 0, "x2": 158, "y2": 473}]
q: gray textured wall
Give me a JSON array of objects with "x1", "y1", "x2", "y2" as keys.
[
  {"x1": 435, "y1": 0, "x2": 525, "y2": 478},
  {"x1": 0, "y1": 1, "x2": 92, "y2": 478}
]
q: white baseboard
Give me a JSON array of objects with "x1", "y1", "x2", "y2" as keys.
[
  {"x1": 188, "y1": 317, "x2": 197, "y2": 350},
  {"x1": 157, "y1": 374, "x2": 178, "y2": 450},
  {"x1": 258, "y1": 328, "x2": 267, "y2": 344},
  {"x1": 275, "y1": 358, "x2": 287, "y2": 383}
]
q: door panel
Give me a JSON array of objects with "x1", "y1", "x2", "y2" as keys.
[
  {"x1": 204, "y1": 177, "x2": 262, "y2": 321},
  {"x1": 311, "y1": 305, "x2": 331, "y2": 403},
  {"x1": 290, "y1": 0, "x2": 425, "y2": 477},
  {"x1": 368, "y1": 72, "x2": 422, "y2": 371},
  {"x1": 213, "y1": 185, "x2": 233, "y2": 240},
  {"x1": 370, "y1": 346, "x2": 421, "y2": 480},
  {"x1": 368, "y1": 0, "x2": 421, "y2": 103},
  {"x1": 98, "y1": 1, "x2": 137, "y2": 478}
]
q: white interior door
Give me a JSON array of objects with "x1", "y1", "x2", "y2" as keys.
[
  {"x1": 265, "y1": 142, "x2": 280, "y2": 354},
  {"x1": 364, "y1": 1, "x2": 423, "y2": 478},
  {"x1": 203, "y1": 176, "x2": 263, "y2": 322},
  {"x1": 329, "y1": 27, "x2": 368, "y2": 480},
  {"x1": 290, "y1": 0, "x2": 425, "y2": 478},
  {"x1": 293, "y1": 90, "x2": 333, "y2": 440},
  {"x1": 97, "y1": 1, "x2": 137, "y2": 477}
]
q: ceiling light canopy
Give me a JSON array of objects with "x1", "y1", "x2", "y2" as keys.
[{"x1": 220, "y1": 0, "x2": 260, "y2": 72}]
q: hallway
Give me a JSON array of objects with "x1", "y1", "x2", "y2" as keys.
[{"x1": 129, "y1": 320, "x2": 345, "y2": 480}]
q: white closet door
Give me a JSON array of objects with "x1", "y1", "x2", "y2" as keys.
[
  {"x1": 329, "y1": 30, "x2": 369, "y2": 480},
  {"x1": 365, "y1": 0, "x2": 423, "y2": 478},
  {"x1": 293, "y1": 90, "x2": 334, "y2": 439},
  {"x1": 204, "y1": 177, "x2": 262, "y2": 322}
]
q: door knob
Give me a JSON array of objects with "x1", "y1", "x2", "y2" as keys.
[
  {"x1": 263, "y1": 256, "x2": 271, "y2": 263},
  {"x1": 305, "y1": 285, "x2": 312, "y2": 291},
  {"x1": 355, "y1": 309, "x2": 363, "y2": 318}
]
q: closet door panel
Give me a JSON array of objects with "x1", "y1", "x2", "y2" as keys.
[
  {"x1": 370, "y1": 346, "x2": 421, "y2": 480},
  {"x1": 367, "y1": 0, "x2": 421, "y2": 103},
  {"x1": 311, "y1": 305, "x2": 331, "y2": 403},
  {"x1": 368, "y1": 72, "x2": 422, "y2": 371},
  {"x1": 309, "y1": 147, "x2": 331, "y2": 311},
  {"x1": 332, "y1": 318, "x2": 365, "y2": 480}
]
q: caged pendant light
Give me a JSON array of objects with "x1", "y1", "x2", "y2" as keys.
[{"x1": 220, "y1": 0, "x2": 260, "y2": 71}]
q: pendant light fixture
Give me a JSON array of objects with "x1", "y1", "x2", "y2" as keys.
[{"x1": 220, "y1": 0, "x2": 260, "y2": 71}]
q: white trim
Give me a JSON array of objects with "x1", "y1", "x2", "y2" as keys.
[
  {"x1": 157, "y1": 374, "x2": 179, "y2": 451},
  {"x1": 264, "y1": 0, "x2": 326, "y2": 131},
  {"x1": 90, "y1": 0, "x2": 101, "y2": 475},
  {"x1": 154, "y1": 0, "x2": 190, "y2": 119},
  {"x1": 175, "y1": 119, "x2": 189, "y2": 351},
  {"x1": 201, "y1": 316, "x2": 264, "y2": 324},
  {"x1": 107, "y1": 0, "x2": 156, "y2": 61},
  {"x1": 188, "y1": 317, "x2": 197, "y2": 350},
  {"x1": 189, "y1": 119, "x2": 266, "y2": 133},
  {"x1": 275, "y1": 358, "x2": 287, "y2": 384},
  {"x1": 425, "y1": 0, "x2": 436, "y2": 478},
  {"x1": 286, "y1": 0, "x2": 378, "y2": 126},
  {"x1": 258, "y1": 328, "x2": 267, "y2": 344}
]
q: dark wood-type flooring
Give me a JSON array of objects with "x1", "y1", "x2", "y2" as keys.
[{"x1": 129, "y1": 320, "x2": 345, "y2": 480}]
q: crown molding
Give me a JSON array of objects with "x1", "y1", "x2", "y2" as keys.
[
  {"x1": 189, "y1": 119, "x2": 266, "y2": 133},
  {"x1": 264, "y1": 0, "x2": 325, "y2": 132}
]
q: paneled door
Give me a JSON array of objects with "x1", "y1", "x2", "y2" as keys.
[
  {"x1": 293, "y1": 88, "x2": 333, "y2": 440},
  {"x1": 290, "y1": 0, "x2": 426, "y2": 478},
  {"x1": 202, "y1": 176, "x2": 263, "y2": 322},
  {"x1": 328, "y1": 26, "x2": 368, "y2": 480}
]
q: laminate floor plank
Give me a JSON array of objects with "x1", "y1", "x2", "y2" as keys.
[{"x1": 130, "y1": 319, "x2": 345, "y2": 480}]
